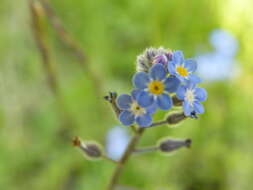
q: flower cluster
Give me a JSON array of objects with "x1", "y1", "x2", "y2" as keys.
[
  {"x1": 74, "y1": 47, "x2": 208, "y2": 189},
  {"x1": 117, "y1": 47, "x2": 207, "y2": 127}
]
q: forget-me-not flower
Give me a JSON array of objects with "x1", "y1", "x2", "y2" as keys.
[
  {"x1": 133, "y1": 63, "x2": 180, "y2": 111},
  {"x1": 176, "y1": 82, "x2": 207, "y2": 116},
  {"x1": 168, "y1": 51, "x2": 201, "y2": 84},
  {"x1": 117, "y1": 90, "x2": 156, "y2": 127}
]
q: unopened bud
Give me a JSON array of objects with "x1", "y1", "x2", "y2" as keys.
[
  {"x1": 159, "y1": 138, "x2": 192, "y2": 153},
  {"x1": 72, "y1": 137, "x2": 103, "y2": 160},
  {"x1": 136, "y1": 47, "x2": 171, "y2": 73},
  {"x1": 166, "y1": 112, "x2": 186, "y2": 124}
]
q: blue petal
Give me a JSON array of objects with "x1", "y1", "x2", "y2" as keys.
[
  {"x1": 172, "y1": 51, "x2": 184, "y2": 64},
  {"x1": 195, "y1": 88, "x2": 207, "y2": 102},
  {"x1": 119, "y1": 111, "x2": 135, "y2": 126},
  {"x1": 132, "y1": 72, "x2": 150, "y2": 89},
  {"x1": 176, "y1": 85, "x2": 186, "y2": 100},
  {"x1": 183, "y1": 101, "x2": 193, "y2": 116},
  {"x1": 188, "y1": 74, "x2": 202, "y2": 84},
  {"x1": 156, "y1": 94, "x2": 172, "y2": 110},
  {"x1": 116, "y1": 94, "x2": 132, "y2": 110},
  {"x1": 131, "y1": 89, "x2": 142, "y2": 100},
  {"x1": 193, "y1": 102, "x2": 204, "y2": 114},
  {"x1": 146, "y1": 103, "x2": 157, "y2": 115},
  {"x1": 150, "y1": 64, "x2": 166, "y2": 81},
  {"x1": 184, "y1": 59, "x2": 197, "y2": 72},
  {"x1": 136, "y1": 114, "x2": 152, "y2": 127},
  {"x1": 136, "y1": 91, "x2": 154, "y2": 107},
  {"x1": 168, "y1": 62, "x2": 176, "y2": 75},
  {"x1": 164, "y1": 76, "x2": 181, "y2": 93},
  {"x1": 185, "y1": 81, "x2": 196, "y2": 89}
]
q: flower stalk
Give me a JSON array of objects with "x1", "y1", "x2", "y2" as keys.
[{"x1": 107, "y1": 127, "x2": 145, "y2": 190}]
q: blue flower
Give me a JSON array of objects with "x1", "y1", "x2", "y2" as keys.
[
  {"x1": 176, "y1": 82, "x2": 207, "y2": 116},
  {"x1": 168, "y1": 51, "x2": 201, "y2": 84},
  {"x1": 133, "y1": 64, "x2": 180, "y2": 110},
  {"x1": 116, "y1": 90, "x2": 156, "y2": 127}
]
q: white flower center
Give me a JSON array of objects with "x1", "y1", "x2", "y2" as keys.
[
  {"x1": 185, "y1": 89, "x2": 195, "y2": 106},
  {"x1": 130, "y1": 101, "x2": 146, "y2": 117}
]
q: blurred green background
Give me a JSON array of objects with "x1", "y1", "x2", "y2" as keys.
[{"x1": 0, "y1": 0, "x2": 253, "y2": 189}]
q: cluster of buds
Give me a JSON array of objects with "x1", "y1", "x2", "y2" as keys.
[{"x1": 136, "y1": 47, "x2": 173, "y2": 72}]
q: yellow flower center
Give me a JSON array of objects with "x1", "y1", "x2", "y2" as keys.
[
  {"x1": 130, "y1": 101, "x2": 146, "y2": 116},
  {"x1": 176, "y1": 66, "x2": 188, "y2": 77},
  {"x1": 148, "y1": 81, "x2": 164, "y2": 95}
]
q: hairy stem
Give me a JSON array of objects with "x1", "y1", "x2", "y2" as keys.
[
  {"x1": 133, "y1": 146, "x2": 159, "y2": 154},
  {"x1": 148, "y1": 120, "x2": 168, "y2": 128},
  {"x1": 104, "y1": 92, "x2": 121, "y2": 118},
  {"x1": 107, "y1": 128, "x2": 145, "y2": 190}
]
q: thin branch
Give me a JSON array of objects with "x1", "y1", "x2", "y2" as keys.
[
  {"x1": 130, "y1": 125, "x2": 138, "y2": 133},
  {"x1": 107, "y1": 127, "x2": 145, "y2": 190},
  {"x1": 39, "y1": 0, "x2": 103, "y2": 94},
  {"x1": 148, "y1": 120, "x2": 168, "y2": 128},
  {"x1": 30, "y1": 0, "x2": 75, "y2": 141},
  {"x1": 146, "y1": 112, "x2": 188, "y2": 128},
  {"x1": 133, "y1": 146, "x2": 159, "y2": 154},
  {"x1": 39, "y1": 0, "x2": 85, "y2": 62},
  {"x1": 30, "y1": 0, "x2": 59, "y2": 96},
  {"x1": 104, "y1": 92, "x2": 121, "y2": 118}
]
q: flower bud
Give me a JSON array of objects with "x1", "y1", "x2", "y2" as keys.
[
  {"x1": 136, "y1": 47, "x2": 171, "y2": 73},
  {"x1": 159, "y1": 138, "x2": 191, "y2": 153},
  {"x1": 166, "y1": 112, "x2": 186, "y2": 124},
  {"x1": 72, "y1": 137, "x2": 103, "y2": 160}
]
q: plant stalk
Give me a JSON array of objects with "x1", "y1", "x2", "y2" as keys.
[{"x1": 107, "y1": 127, "x2": 145, "y2": 190}]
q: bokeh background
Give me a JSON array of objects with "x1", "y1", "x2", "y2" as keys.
[{"x1": 0, "y1": 0, "x2": 253, "y2": 189}]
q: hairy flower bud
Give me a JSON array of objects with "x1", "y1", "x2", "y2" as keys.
[
  {"x1": 166, "y1": 112, "x2": 186, "y2": 124},
  {"x1": 136, "y1": 47, "x2": 172, "y2": 72},
  {"x1": 72, "y1": 137, "x2": 103, "y2": 160},
  {"x1": 159, "y1": 138, "x2": 191, "y2": 153}
]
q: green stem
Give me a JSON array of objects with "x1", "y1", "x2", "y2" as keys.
[{"x1": 107, "y1": 128, "x2": 145, "y2": 190}]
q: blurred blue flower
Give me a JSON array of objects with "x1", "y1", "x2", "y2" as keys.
[
  {"x1": 133, "y1": 64, "x2": 180, "y2": 111},
  {"x1": 176, "y1": 82, "x2": 207, "y2": 116},
  {"x1": 106, "y1": 126, "x2": 130, "y2": 160},
  {"x1": 196, "y1": 29, "x2": 239, "y2": 82},
  {"x1": 209, "y1": 29, "x2": 238, "y2": 58},
  {"x1": 117, "y1": 90, "x2": 156, "y2": 127},
  {"x1": 168, "y1": 51, "x2": 201, "y2": 84}
]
